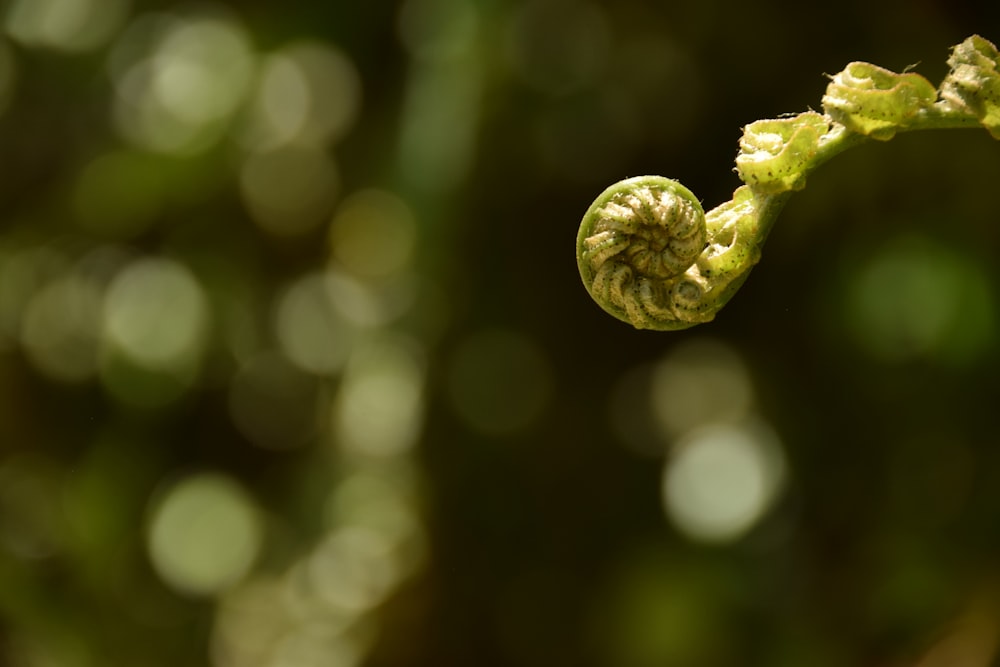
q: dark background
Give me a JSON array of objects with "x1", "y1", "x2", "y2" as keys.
[{"x1": 1, "y1": 1, "x2": 1000, "y2": 665}]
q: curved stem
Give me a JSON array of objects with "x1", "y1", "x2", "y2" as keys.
[
  {"x1": 751, "y1": 104, "x2": 988, "y2": 244},
  {"x1": 903, "y1": 103, "x2": 992, "y2": 131},
  {"x1": 578, "y1": 34, "x2": 1000, "y2": 331},
  {"x1": 748, "y1": 191, "x2": 792, "y2": 248}
]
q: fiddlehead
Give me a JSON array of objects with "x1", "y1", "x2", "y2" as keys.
[
  {"x1": 577, "y1": 35, "x2": 1000, "y2": 330},
  {"x1": 577, "y1": 176, "x2": 710, "y2": 330},
  {"x1": 577, "y1": 177, "x2": 770, "y2": 331}
]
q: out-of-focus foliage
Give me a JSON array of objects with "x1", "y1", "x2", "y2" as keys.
[{"x1": 1, "y1": 1, "x2": 1000, "y2": 666}]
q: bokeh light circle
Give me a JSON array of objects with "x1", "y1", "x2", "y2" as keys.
[
  {"x1": 147, "y1": 472, "x2": 262, "y2": 596},
  {"x1": 103, "y1": 257, "x2": 209, "y2": 371},
  {"x1": 662, "y1": 422, "x2": 786, "y2": 543}
]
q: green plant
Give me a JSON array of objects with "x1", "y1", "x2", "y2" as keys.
[{"x1": 576, "y1": 35, "x2": 1000, "y2": 331}]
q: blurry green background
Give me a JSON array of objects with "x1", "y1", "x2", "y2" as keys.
[{"x1": 1, "y1": 1, "x2": 1000, "y2": 665}]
